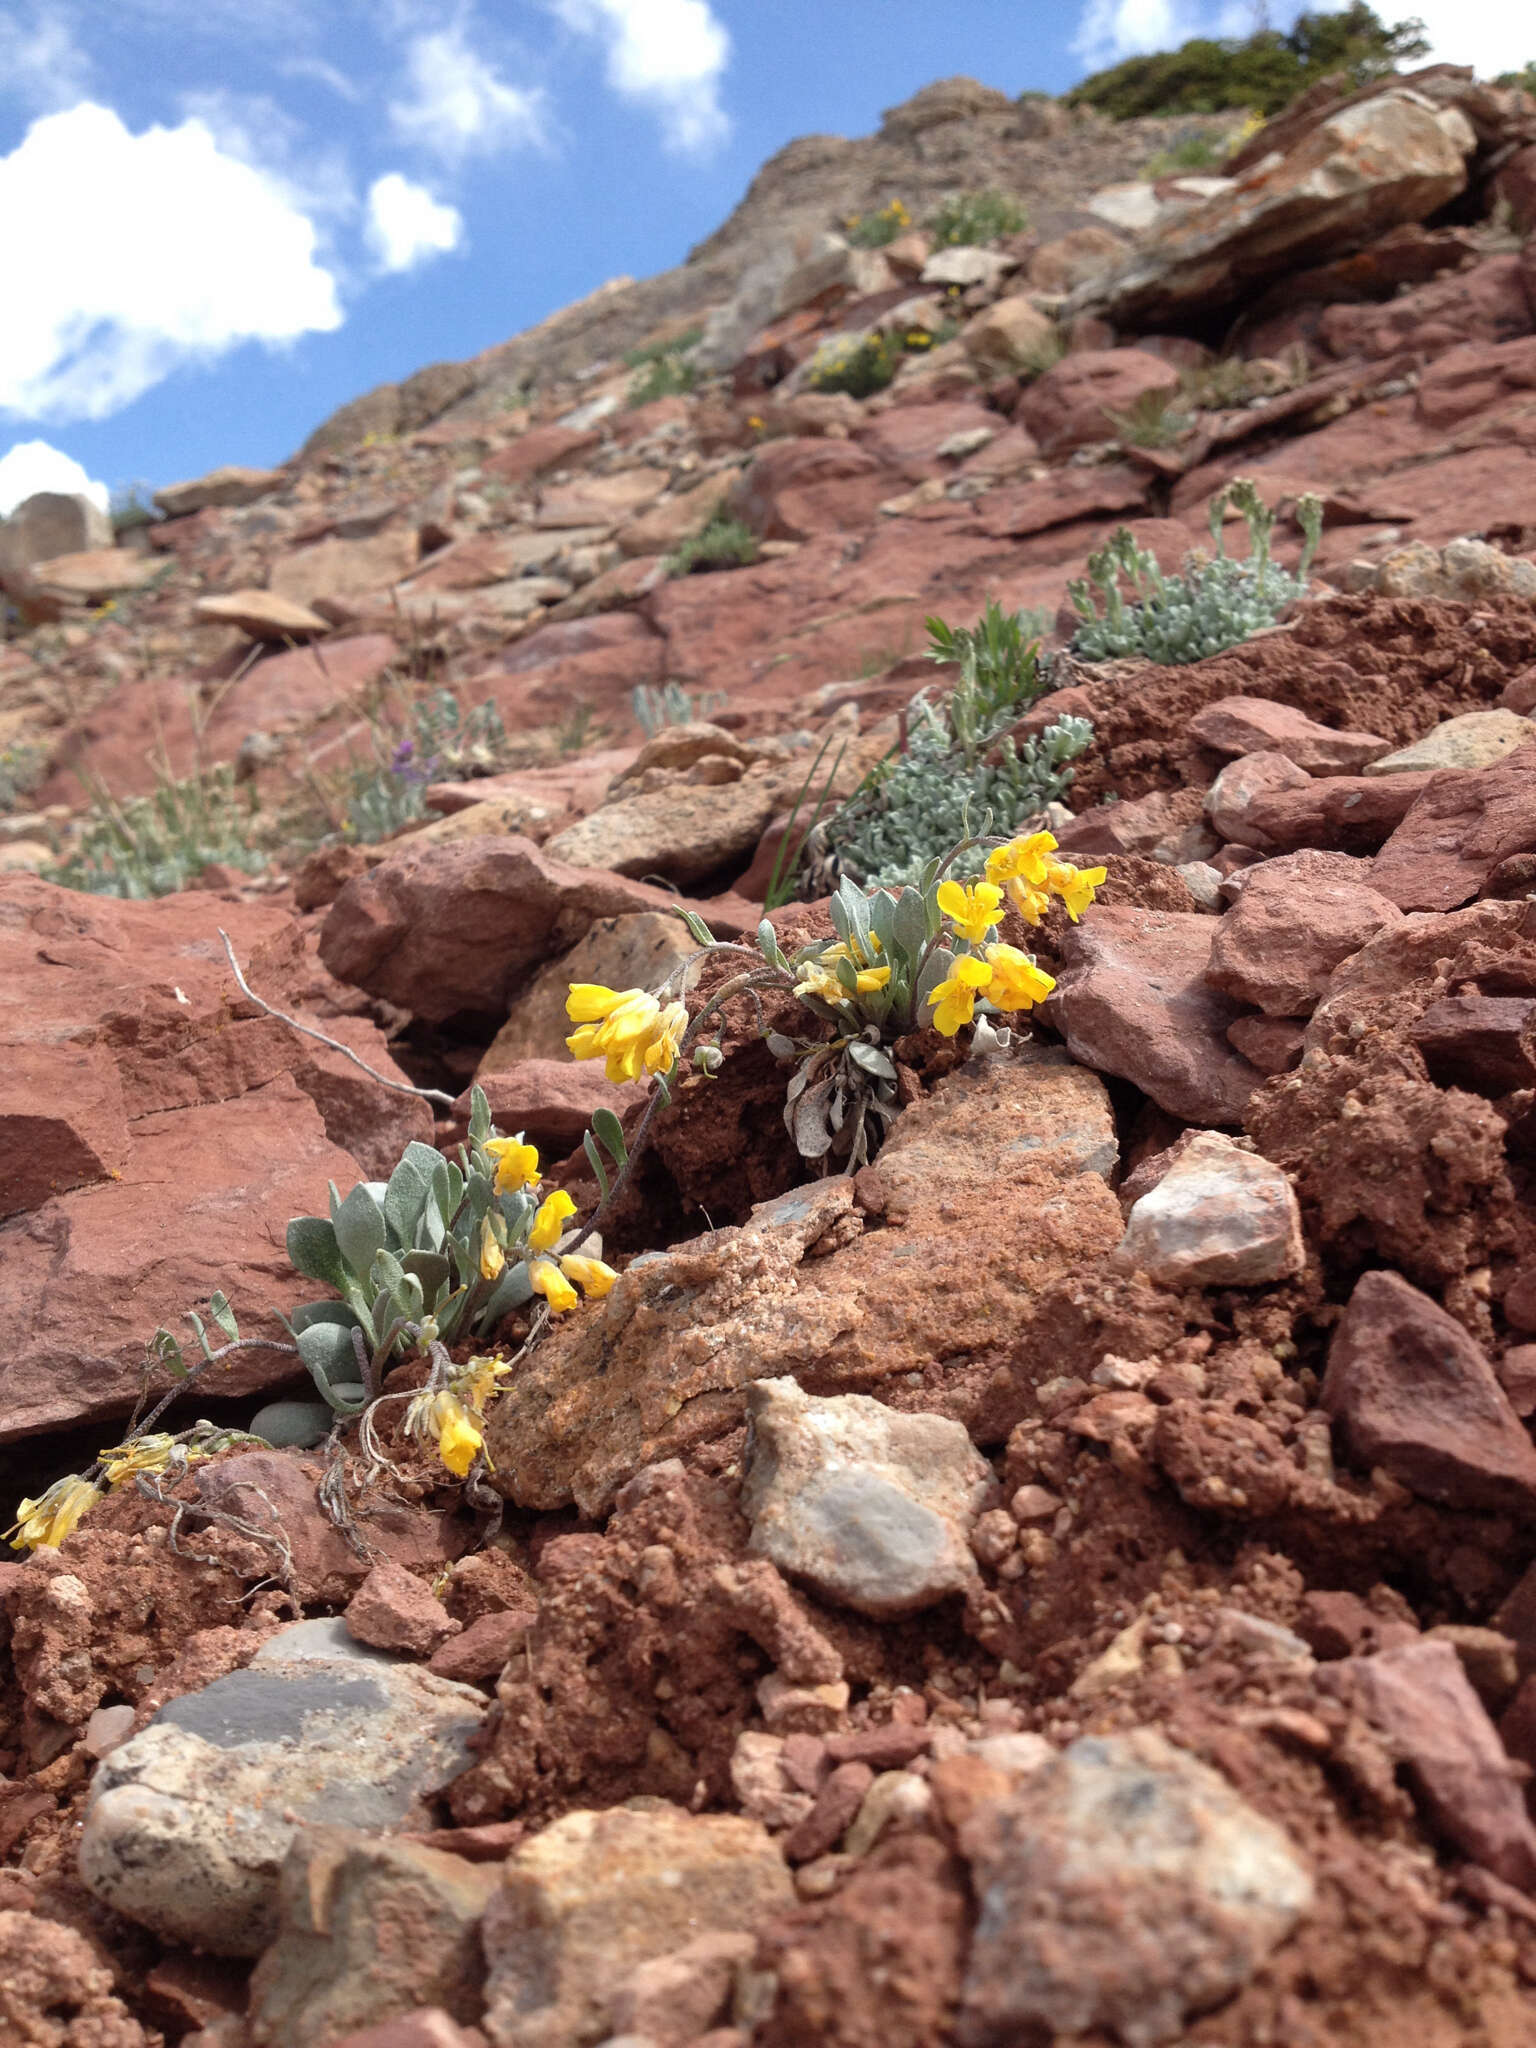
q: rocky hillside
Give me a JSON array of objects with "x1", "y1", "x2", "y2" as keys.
[{"x1": 4, "y1": 58, "x2": 1536, "y2": 2048}]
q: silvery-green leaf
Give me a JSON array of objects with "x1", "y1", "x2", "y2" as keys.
[
  {"x1": 323, "y1": 1380, "x2": 369, "y2": 1414},
  {"x1": 476, "y1": 1259, "x2": 536, "y2": 1326},
  {"x1": 148, "y1": 1328, "x2": 186, "y2": 1380},
  {"x1": 468, "y1": 1084, "x2": 493, "y2": 1144},
  {"x1": 384, "y1": 1143, "x2": 443, "y2": 1242},
  {"x1": 765, "y1": 1032, "x2": 797, "y2": 1060},
  {"x1": 828, "y1": 893, "x2": 850, "y2": 943},
  {"x1": 332, "y1": 1183, "x2": 388, "y2": 1278},
  {"x1": 847, "y1": 1040, "x2": 898, "y2": 1081},
  {"x1": 371, "y1": 1247, "x2": 407, "y2": 1297},
  {"x1": 914, "y1": 945, "x2": 955, "y2": 1012},
  {"x1": 868, "y1": 890, "x2": 897, "y2": 955},
  {"x1": 892, "y1": 885, "x2": 929, "y2": 957},
  {"x1": 674, "y1": 907, "x2": 716, "y2": 947},
  {"x1": 592, "y1": 1107, "x2": 628, "y2": 1166},
  {"x1": 583, "y1": 1130, "x2": 611, "y2": 1199},
  {"x1": 208, "y1": 1291, "x2": 239, "y2": 1342},
  {"x1": 400, "y1": 1249, "x2": 452, "y2": 1300},
  {"x1": 834, "y1": 954, "x2": 859, "y2": 995},
  {"x1": 286, "y1": 1216, "x2": 346, "y2": 1290},
  {"x1": 297, "y1": 1320, "x2": 360, "y2": 1392},
  {"x1": 757, "y1": 918, "x2": 789, "y2": 971}
]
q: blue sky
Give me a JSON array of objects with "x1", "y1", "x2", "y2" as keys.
[{"x1": 0, "y1": 0, "x2": 1523, "y2": 514}]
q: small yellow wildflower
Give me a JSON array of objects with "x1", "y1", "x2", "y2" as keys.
[
  {"x1": 566, "y1": 985, "x2": 683, "y2": 1085},
  {"x1": 982, "y1": 943, "x2": 1056, "y2": 1011},
  {"x1": 529, "y1": 1189, "x2": 577, "y2": 1253},
  {"x1": 530, "y1": 1257, "x2": 578, "y2": 1313},
  {"x1": 986, "y1": 831, "x2": 1057, "y2": 893},
  {"x1": 936, "y1": 877, "x2": 1004, "y2": 946},
  {"x1": 1047, "y1": 857, "x2": 1107, "y2": 922},
  {"x1": 479, "y1": 1217, "x2": 506, "y2": 1281},
  {"x1": 928, "y1": 953, "x2": 993, "y2": 1037},
  {"x1": 483, "y1": 1136, "x2": 540, "y2": 1194},
  {"x1": 458, "y1": 1355, "x2": 511, "y2": 1407},
  {"x1": 437, "y1": 1399, "x2": 484, "y2": 1478},
  {"x1": 560, "y1": 1252, "x2": 619, "y2": 1298},
  {"x1": 7, "y1": 1474, "x2": 102, "y2": 1551}
]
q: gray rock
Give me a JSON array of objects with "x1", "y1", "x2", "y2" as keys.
[
  {"x1": 77, "y1": 1618, "x2": 485, "y2": 1954},
  {"x1": 1113, "y1": 1131, "x2": 1304, "y2": 1287},
  {"x1": 247, "y1": 1826, "x2": 499, "y2": 2046},
  {"x1": 542, "y1": 777, "x2": 781, "y2": 888},
  {"x1": 0, "y1": 490, "x2": 111, "y2": 584},
  {"x1": 958, "y1": 1729, "x2": 1314, "y2": 2047},
  {"x1": 741, "y1": 1377, "x2": 992, "y2": 1618},
  {"x1": 1362, "y1": 708, "x2": 1535, "y2": 777},
  {"x1": 920, "y1": 246, "x2": 1016, "y2": 291}
]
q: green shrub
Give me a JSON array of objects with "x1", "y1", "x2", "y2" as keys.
[
  {"x1": 631, "y1": 680, "x2": 728, "y2": 734},
  {"x1": 805, "y1": 331, "x2": 904, "y2": 399},
  {"x1": 844, "y1": 199, "x2": 912, "y2": 248},
  {"x1": 623, "y1": 327, "x2": 703, "y2": 368},
  {"x1": 824, "y1": 601, "x2": 1093, "y2": 888},
  {"x1": 47, "y1": 763, "x2": 266, "y2": 898},
  {"x1": 666, "y1": 514, "x2": 759, "y2": 577},
  {"x1": 1496, "y1": 62, "x2": 1536, "y2": 94},
  {"x1": 336, "y1": 688, "x2": 508, "y2": 844},
  {"x1": 110, "y1": 483, "x2": 158, "y2": 537},
  {"x1": 1140, "y1": 130, "x2": 1227, "y2": 177},
  {"x1": 1069, "y1": 479, "x2": 1323, "y2": 665},
  {"x1": 1068, "y1": 3, "x2": 1429, "y2": 118},
  {"x1": 1106, "y1": 388, "x2": 1193, "y2": 448},
  {"x1": 0, "y1": 738, "x2": 46, "y2": 814},
  {"x1": 926, "y1": 189, "x2": 1029, "y2": 249},
  {"x1": 628, "y1": 352, "x2": 697, "y2": 407}
]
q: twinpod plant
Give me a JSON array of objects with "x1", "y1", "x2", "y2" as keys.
[
  {"x1": 283, "y1": 1086, "x2": 617, "y2": 1420},
  {"x1": 565, "y1": 830, "x2": 1104, "y2": 1176}
]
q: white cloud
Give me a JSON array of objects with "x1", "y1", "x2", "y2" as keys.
[
  {"x1": 390, "y1": 24, "x2": 549, "y2": 161},
  {"x1": 1073, "y1": 0, "x2": 1533, "y2": 76},
  {"x1": 365, "y1": 172, "x2": 464, "y2": 272},
  {"x1": 552, "y1": 0, "x2": 730, "y2": 152},
  {"x1": 1072, "y1": 0, "x2": 1193, "y2": 66},
  {"x1": 0, "y1": 438, "x2": 108, "y2": 517},
  {"x1": 0, "y1": 102, "x2": 342, "y2": 423}
]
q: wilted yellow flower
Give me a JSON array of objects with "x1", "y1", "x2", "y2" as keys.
[
  {"x1": 644, "y1": 1000, "x2": 688, "y2": 1075},
  {"x1": 1047, "y1": 857, "x2": 1106, "y2": 922},
  {"x1": 982, "y1": 943, "x2": 1056, "y2": 1011},
  {"x1": 530, "y1": 1258, "x2": 578, "y2": 1313},
  {"x1": 97, "y1": 1435, "x2": 184, "y2": 1487},
  {"x1": 560, "y1": 1252, "x2": 618, "y2": 1298},
  {"x1": 529, "y1": 1189, "x2": 577, "y2": 1252},
  {"x1": 405, "y1": 1389, "x2": 484, "y2": 1477},
  {"x1": 7, "y1": 1474, "x2": 102, "y2": 1551},
  {"x1": 927, "y1": 953, "x2": 993, "y2": 1037},
  {"x1": 458, "y1": 1355, "x2": 511, "y2": 1407},
  {"x1": 484, "y1": 1136, "x2": 539, "y2": 1194},
  {"x1": 937, "y1": 878, "x2": 1004, "y2": 946},
  {"x1": 479, "y1": 1217, "x2": 506, "y2": 1281}
]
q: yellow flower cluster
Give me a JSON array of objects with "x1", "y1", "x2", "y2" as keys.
[
  {"x1": 984, "y1": 832, "x2": 1106, "y2": 925},
  {"x1": 566, "y1": 984, "x2": 687, "y2": 1086},
  {"x1": 7, "y1": 1474, "x2": 103, "y2": 1551},
  {"x1": 928, "y1": 945, "x2": 1056, "y2": 1036},
  {"x1": 406, "y1": 1355, "x2": 514, "y2": 1478}
]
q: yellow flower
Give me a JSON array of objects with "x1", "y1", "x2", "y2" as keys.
[
  {"x1": 7, "y1": 1474, "x2": 102, "y2": 1551},
  {"x1": 1047, "y1": 857, "x2": 1106, "y2": 923},
  {"x1": 986, "y1": 831, "x2": 1057, "y2": 891},
  {"x1": 560, "y1": 1252, "x2": 618, "y2": 1298},
  {"x1": 566, "y1": 984, "x2": 682, "y2": 1085},
  {"x1": 794, "y1": 957, "x2": 891, "y2": 1006},
  {"x1": 437, "y1": 1400, "x2": 484, "y2": 1478},
  {"x1": 982, "y1": 943, "x2": 1057, "y2": 1011},
  {"x1": 458, "y1": 1355, "x2": 511, "y2": 1408},
  {"x1": 643, "y1": 1000, "x2": 688, "y2": 1076},
  {"x1": 484, "y1": 1136, "x2": 539, "y2": 1194},
  {"x1": 529, "y1": 1189, "x2": 577, "y2": 1252},
  {"x1": 479, "y1": 1217, "x2": 505, "y2": 1281},
  {"x1": 936, "y1": 878, "x2": 1004, "y2": 946},
  {"x1": 530, "y1": 1258, "x2": 578, "y2": 1313},
  {"x1": 927, "y1": 953, "x2": 993, "y2": 1037}
]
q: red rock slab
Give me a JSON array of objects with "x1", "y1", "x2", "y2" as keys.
[
  {"x1": 1410, "y1": 993, "x2": 1536, "y2": 1095},
  {"x1": 1416, "y1": 334, "x2": 1536, "y2": 432},
  {"x1": 320, "y1": 835, "x2": 753, "y2": 1021},
  {"x1": 1369, "y1": 746, "x2": 1536, "y2": 912},
  {"x1": 1325, "y1": 1640, "x2": 1536, "y2": 1891},
  {"x1": 1042, "y1": 905, "x2": 1263, "y2": 1127},
  {"x1": 1206, "y1": 849, "x2": 1403, "y2": 1016},
  {"x1": 1016, "y1": 348, "x2": 1180, "y2": 457},
  {"x1": 1323, "y1": 1268, "x2": 1536, "y2": 1516},
  {"x1": 480, "y1": 425, "x2": 601, "y2": 487},
  {"x1": 854, "y1": 399, "x2": 999, "y2": 481},
  {"x1": 458, "y1": 1059, "x2": 647, "y2": 1155},
  {"x1": 1319, "y1": 252, "x2": 1534, "y2": 360},
  {"x1": 977, "y1": 461, "x2": 1148, "y2": 540},
  {"x1": 1, "y1": 1039, "x2": 130, "y2": 1219},
  {"x1": 727, "y1": 436, "x2": 889, "y2": 542},
  {"x1": 0, "y1": 1076, "x2": 364, "y2": 1443},
  {"x1": 1240, "y1": 770, "x2": 1436, "y2": 856},
  {"x1": 1186, "y1": 695, "x2": 1388, "y2": 775}
]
